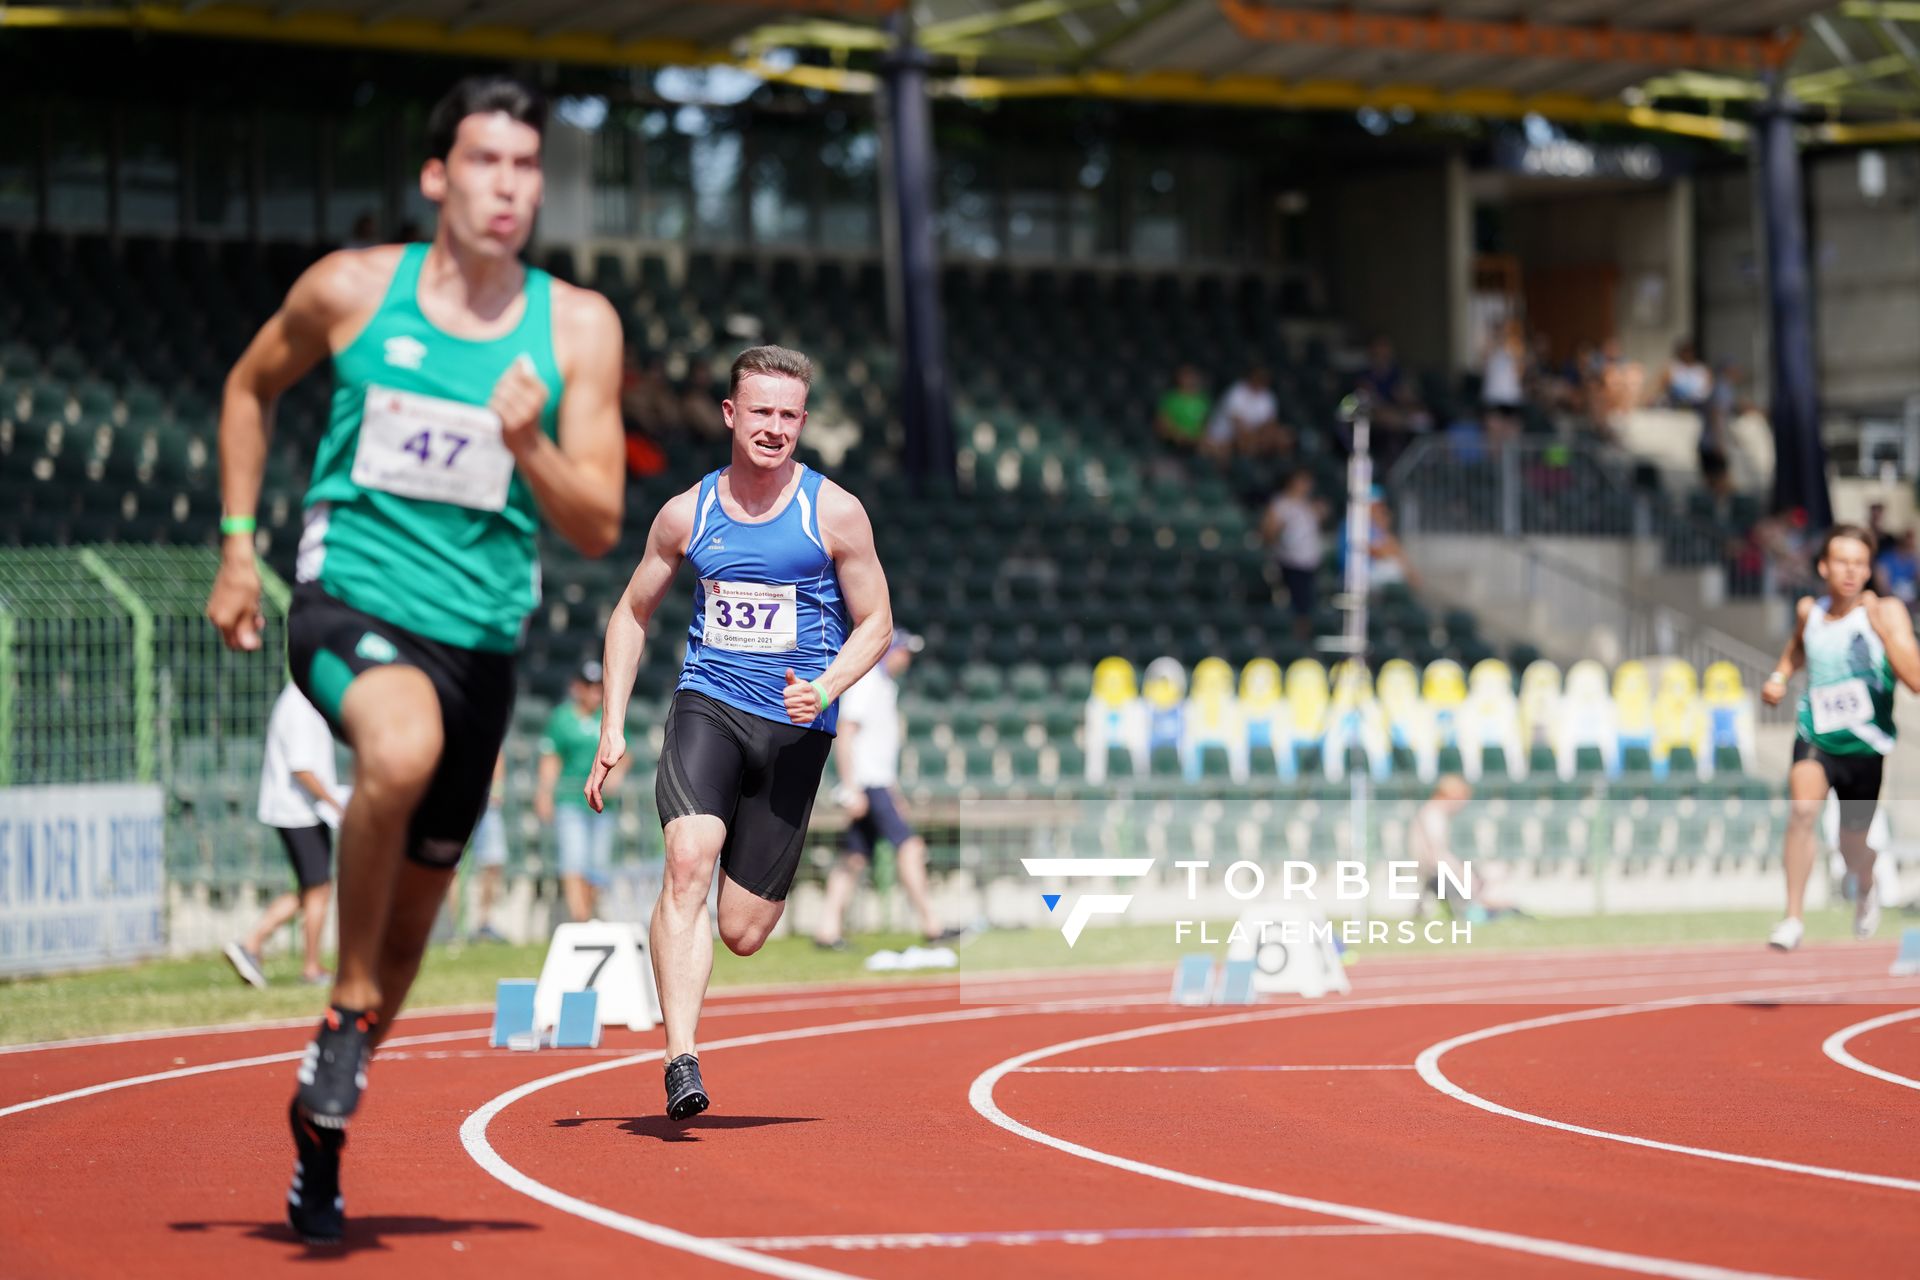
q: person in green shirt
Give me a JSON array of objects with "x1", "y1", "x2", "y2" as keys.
[
  {"x1": 1155, "y1": 364, "x2": 1211, "y2": 450},
  {"x1": 538, "y1": 660, "x2": 627, "y2": 922}
]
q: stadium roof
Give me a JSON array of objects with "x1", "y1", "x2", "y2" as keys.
[{"x1": 6, "y1": 2, "x2": 1918, "y2": 141}]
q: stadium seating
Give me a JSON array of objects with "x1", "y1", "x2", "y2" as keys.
[{"x1": 1083, "y1": 654, "x2": 1757, "y2": 789}]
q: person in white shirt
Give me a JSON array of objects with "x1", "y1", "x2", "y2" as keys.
[
  {"x1": 811, "y1": 630, "x2": 958, "y2": 949},
  {"x1": 1207, "y1": 365, "x2": 1288, "y2": 460},
  {"x1": 225, "y1": 683, "x2": 349, "y2": 989},
  {"x1": 1261, "y1": 469, "x2": 1326, "y2": 636}
]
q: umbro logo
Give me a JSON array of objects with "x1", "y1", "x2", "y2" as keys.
[{"x1": 384, "y1": 335, "x2": 427, "y2": 370}]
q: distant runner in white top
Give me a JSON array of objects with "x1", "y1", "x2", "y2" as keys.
[
  {"x1": 225, "y1": 684, "x2": 349, "y2": 990},
  {"x1": 812, "y1": 630, "x2": 961, "y2": 949}
]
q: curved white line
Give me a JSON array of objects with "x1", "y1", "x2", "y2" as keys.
[
  {"x1": 970, "y1": 974, "x2": 1917, "y2": 1280},
  {"x1": 1414, "y1": 978, "x2": 1920, "y2": 1194},
  {"x1": 459, "y1": 995, "x2": 1158, "y2": 1280},
  {"x1": 0, "y1": 1026, "x2": 488, "y2": 1121},
  {"x1": 1820, "y1": 1007, "x2": 1920, "y2": 1092},
  {"x1": 461, "y1": 965, "x2": 1867, "y2": 1279},
  {"x1": 969, "y1": 1013, "x2": 1807, "y2": 1280}
]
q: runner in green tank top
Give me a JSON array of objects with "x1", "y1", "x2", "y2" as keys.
[
  {"x1": 204, "y1": 77, "x2": 626, "y2": 1247},
  {"x1": 1760, "y1": 524, "x2": 1920, "y2": 953}
]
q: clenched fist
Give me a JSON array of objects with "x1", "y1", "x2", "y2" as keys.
[{"x1": 492, "y1": 353, "x2": 550, "y2": 454}]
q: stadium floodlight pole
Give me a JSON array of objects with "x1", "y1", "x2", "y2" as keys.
[
  {"x1": 877, "y1": 9, "x2": 956, "y2": 493},
  {"x1": 1337, "y1": 390, "x2": 1373, "y2": 925}
]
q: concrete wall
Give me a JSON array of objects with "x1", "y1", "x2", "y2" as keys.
[{"x1": 1306, "y1": 160, "x2": 1457, "y2": 371}]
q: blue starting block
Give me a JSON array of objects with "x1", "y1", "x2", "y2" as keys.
[
  {"x1": 554, "y1": 989, "x2": 602, "y2": 1049},
  {"x1": 1171, "y1": 954, "x2": 1215, "y2": 1006},
  {"x1": 1215, "y1": 958, "x2": 1258, "y2": 1005},
  {"x1": 491, "y1": 979, "x2": 538, "y2": 1049},
  {"x1": 1893, "y1": 927, "x2": 1920, "y2": 978}
]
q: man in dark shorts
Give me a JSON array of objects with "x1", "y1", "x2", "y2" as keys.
[
  {"x1": 1761, "y1": 525, "x2": 1920, "y2": 951},
  {"x1": 204, "y1": 76, "x2": 626, "y2": 1245},
  {"x1": 587, "y1": 344, "x2": 893, "y2": 1122},
  {"x1": 811, "y1": 629, "x2": 960, "y2": 949},
  {"x1": 225, "y1": 682, "x2": 348, "y2": 989}
]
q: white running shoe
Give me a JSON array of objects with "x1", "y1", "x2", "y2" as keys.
[
  {"x1": 223, "y1": 940, "x2": 268, "y2": 989},
  {"x1": 1767, "y1": 917, "x2": 1805, "y2": 952},
  {"x1": 1855, "y1": 888, "x2": 1881, "y2": 941}
]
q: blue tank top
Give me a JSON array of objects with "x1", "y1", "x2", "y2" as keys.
[{"x1": 678, "y1": 465, "x2": 848, "y2": 732}]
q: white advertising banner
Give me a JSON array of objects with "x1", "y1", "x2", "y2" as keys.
[{"x1": 0, "y1": 784, "x2": 167, "y2": 977}]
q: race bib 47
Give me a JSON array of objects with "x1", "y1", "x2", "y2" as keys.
[{"x1": 351, "y1": 384, "x2": 515, "y2": 512}]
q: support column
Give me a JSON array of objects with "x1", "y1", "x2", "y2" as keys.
[
  {"x1": 1757, "y1": 87, "x2": 1831, "y2": 527},
  {"x1": 878, "y1": 13, "x2": 954, "y2": 491}
]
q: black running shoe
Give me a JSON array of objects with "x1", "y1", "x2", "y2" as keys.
[
  {"x1": 287, "y1": 1098, "x2": 346, "y2": 1246},
  {"x1": 295, "y1": 1005, "x2": 375, "y2": 1130},
  {"x1": 664, "y1": 1053, "x2": 709, "y2": 1121}
]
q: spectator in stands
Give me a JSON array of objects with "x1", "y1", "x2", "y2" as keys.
[
  {"x1": 1585, "y1": 337, "x2": 1644, "y2": 436},
  {"x1": 1480, "y1": 318, "x2": 1527, "y2": 446},
  {"x1": 1261, "y1": 469, "x2": 1326, "y2": 635},
  {"x1": 224, "y1": 684, "x2": 348, "y2": 990},
  {"x1": 344, "y1": 211, "x2": 379, "y2": 249},
  {"x1": 618, "y1": 347, "x2": 674, "y2": 477},
  {"x1": 537, "y1": 661, "x2": 627, "y2": 923},
  {"x1": 678, "y1": 356, "x2": 727, "y2": 442},
  {"x1": 465, "y1": 752, "x2": 509, "y2": 943},
  {"x1": 1343, "y1": 490, "x2": 1421, "y2": 593},
  {"x1": 1154, "y1": 363, "x2": 1213, "y2": 455},
  {"x1": 1876, "y1": 529, "x2": 1918, "y2": 608},
  {"x1": 1211, "y1": 365, "x2": 1291, "y2": 459}
]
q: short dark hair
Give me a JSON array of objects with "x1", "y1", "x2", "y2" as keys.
[
  {"x1": 729, "y1": 345, "x2": 814, "y2": 398},
  {"x1": 1820, "y1": 523, "x2": 1875, "y2": 562},
  {"x1": 426, "y1": 76, "x2": 547, "y2": 162}
]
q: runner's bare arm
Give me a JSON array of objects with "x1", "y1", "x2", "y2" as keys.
[
  {"x1": 587, "y1": 489, "x2": 694, "y2": 811},
  {"x1": 1762, "y1": 597, "x2": 1814, "y2": 707},
  {"x1": 207, "y1": 248, "x2": 392, "y2": 651},
  {"x1": 503, "y1": 284, "x2": 625, "y2": 558},
  {"x1": 799, "y1": 482, "x2": 892, "y2": 714},
  {"x1": 1871, "y1": 597, "x2": 1920, "y2": 693}
]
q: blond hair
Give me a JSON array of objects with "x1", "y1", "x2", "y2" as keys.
[{"x1": 729, "y1": 345, "x2": 814, "y2": 398}]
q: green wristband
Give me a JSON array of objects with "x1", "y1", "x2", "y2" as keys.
[
  {"x1": 810, "y1": 678, "x2": 834, "y2": 711},
  {"x1": 220, "y1": 514, "x2": 257, "y2": 536}
]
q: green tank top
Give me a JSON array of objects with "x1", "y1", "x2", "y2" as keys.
[
  {"x1": 1796, "y1": 597, "x2": 1896, "y2": 756},
  {"x1": 301, "y1": 243, "x2": 564, "y2": 653}
]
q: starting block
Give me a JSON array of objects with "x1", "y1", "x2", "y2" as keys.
[
  {"x1": 1893, "y1": 927, "x2": 1920, "y2": 978},
  {"x1": 554, "y1": 989, "x2": 602, "y2": 1049},
  {"x1": 534, "y1": 920, "x2": 662, "y2": 1036},
  {"x1": 1171, "y1": 954, "x2": 1215, "y2": 1005},
  {"x1": 1215, "y1": 957, "x2": 1259, "y2": 1005},
  {"x1": 491, "y1": 979, "x2": 539, "y2": 1050}
]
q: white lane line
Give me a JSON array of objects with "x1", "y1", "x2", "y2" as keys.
[
  {"x1": 1819, "y1": 1007, "x2": 1920, "y2": 1093},
  {"x1": 0, "y1": 1027, "x2": 489, "y2": 1121},
  {"x1": 969, "y1": 974, "x2": 1913, "y2": 1280},
  {"x1": 0, "y1": 1005, "x2": 492, "y2": 1057},
  {"x1": 712, "y1": 1223, "x2": 1408, "y2": 1250},
  {"x1": 460, "y1": 965, "x2": 1866, "y2": 1277},
  {"x1": 1413, "y1": 977, "x2": 1920, "y2": 1195},
  {"x1": 459, "y1": 993, "x2": 1177, "y2": 1280},
  {"x1": 1016, "y1": 1065, "x2": 1413, "y2": 1073}
]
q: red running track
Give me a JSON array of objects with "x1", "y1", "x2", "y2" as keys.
[{"x1": 1, "y1": 944, "x2": 1916, "y2": 1279}]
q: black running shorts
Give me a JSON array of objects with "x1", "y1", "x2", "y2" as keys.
[
  {"x1": 287, "y1": 583, "x2": 515, "y2": 867},
  {"x1": 276, "y1": 824, "x2": 334, "y2": 890},
  {"x1": 655, "y1": 689, "x2": 834, "y2": 902},
  {"x1": 1792, "y1": 738, "x2": 1885, "y2": 832},
  {"x1": 842, "y1": 786, "x2": 916, "y2": 858}
]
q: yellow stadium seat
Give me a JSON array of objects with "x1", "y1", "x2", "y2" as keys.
[
  {"x1": 1612, "y1": 660, "x2": 1654, "y2": 768},
  {"x1": 1651, "y1": 659, "x2": 1706, "y2": 779},
  {"x1": 1700, "y1": 661, "x2": 1756, "y2": 776},
  {"x1": 1518, "y1": 660, "x2": 1563, "y2": 767},
  {"x1": 1378, "y1": 659, "x2": 1437, "y2": 781},
  {"x1": 1084, "y1": 657, "x2": 1148, "y2": 783},
  {"x1": 1141, "y1": 656, "x2": 1188, "y2": 776},
  {"x1": 1286, "y1": 658, "x2": 1330, "y2": 740},
  {"x1": 1239, "y1": 658, "x2": 1295, "y2": 780},
  {"x1": 1182, "y1": 657, "x2": 1246, "y2": 782},
  {"x1": 1461, "y1": 660, "x2": 1524, "y2": 780},
  {"x1": 1324, "y1": 660, "x2": 1390, "y2": 781}
]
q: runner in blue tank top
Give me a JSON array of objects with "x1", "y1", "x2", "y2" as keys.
[{"x1": 588, "y1": 344, "x2": 894, "y2": 1121}]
